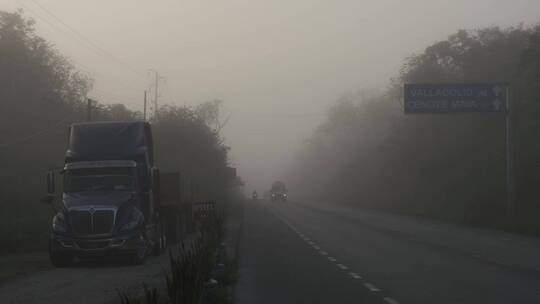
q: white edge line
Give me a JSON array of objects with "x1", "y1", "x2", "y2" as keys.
[
  {"x1": 349, "y1": 272, "x2": 362, "y2": 279},
  {"x1": 383, "y1": 297, "x2": 400, "y2": 304},
  {"x1": 337, "y1": 264, "x2": 348, "y2": 270},
  {"x1": 363, "y1": 283, "x2": 380, "y2": 292}
]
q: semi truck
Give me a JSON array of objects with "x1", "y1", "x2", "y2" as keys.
[{"x1": 43, "y1": 121, "x2": 167, "y2": 266}]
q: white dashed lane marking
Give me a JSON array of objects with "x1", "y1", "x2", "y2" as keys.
[
  {"x1": 363, "y1": 283, "x2": 381, "y2": 292},
  {"x1": 271, "y1": 207, "x2": 400, "y2": 304},
  {"x1": 349, "y1": 272, "x2": 362, "y2": 279},
  {"x1": 383, "y1": 297, "x2": 400, "y2": 304}
]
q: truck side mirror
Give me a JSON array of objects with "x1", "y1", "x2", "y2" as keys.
[{"x1": 46, "y1": 170, "x2": 55, "y2": 194}]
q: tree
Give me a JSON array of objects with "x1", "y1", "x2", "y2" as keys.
[
  {"x1": 292, "y1": 25, "x2": 540, "y2": 232},
  {"x1": 0, "y1": 10, "x2": 233, "y2": 252}
]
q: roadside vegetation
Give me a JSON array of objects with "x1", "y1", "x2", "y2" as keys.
[
  {"x1": 0, "y1": 10, "x2": 232, "y2": 255},
  {"x1": 292, "y1": 25, "x2": 540, "y2": 234},
  {"x1": 119, "y1": 200, "x2": 240, "y2": 304}
]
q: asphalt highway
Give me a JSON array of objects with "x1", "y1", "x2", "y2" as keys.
[{"x1": 236, "y1": 199, "x2": 540, "y2": 304}]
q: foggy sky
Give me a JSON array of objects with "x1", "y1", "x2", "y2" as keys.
[{"x1": 2, "y1": 0, "x2": 540, "y2": 192}]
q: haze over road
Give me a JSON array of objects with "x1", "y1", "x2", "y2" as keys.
[
  {"x1": 2, "y1": 1, "x2": 540, "y2": 191},
  {"x1": 237, "y1": 200, "x2": 540, "y2": 304}
]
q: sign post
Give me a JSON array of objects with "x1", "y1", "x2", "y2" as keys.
[
  {"x1": 404, "y1": 83, "x2": 512, "y2": 218},
  {"x1": 504, "y1": 86, "x2": 514, "y2": 219}
]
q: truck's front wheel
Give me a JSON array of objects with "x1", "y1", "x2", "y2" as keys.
[
  {"x1": 129, "y1": 230, "x2": 148, "y2": 265},
  {"x1": 130, "y1": 246, "x2": 146, "y2": 265},
  {"x1": 49, "y1": 240, "x2": 72, "y2": 267}
]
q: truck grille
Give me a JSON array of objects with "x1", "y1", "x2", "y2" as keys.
[
  {"x1": 69, "y1": 209, "x2": 115, "y2": 235},
  {"x1": 76, "y1": 240, "x2": 110, "y2": 250},
  {"x1": 93, "y1": 210, "x2": 115, "y2": 234},
  {"x1": 69, "y1": 210, "x2": 91, "y2": 234}
]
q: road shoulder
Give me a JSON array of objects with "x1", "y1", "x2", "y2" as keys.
[{"x1": 0, "y1": 251, "x2": 51, "y2": 285}]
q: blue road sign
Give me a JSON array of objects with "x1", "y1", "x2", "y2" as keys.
[{"x1": 404, "y1": 83, "x2": 508, "y2": 114}]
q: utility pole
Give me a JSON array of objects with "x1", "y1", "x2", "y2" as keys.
[
  {"x1": 143, "y1": 90, "x2": 147, "y2": 121},
  {"x1": 505, "y1": 86, "x2": 515, "y2": 222},
  {"x1": 87, "y1": 98, "x2": 93, "y2": 122},
  {"x1": 148, "y1": 69, "x2": 165, "y2": 121},
  {"x1": 154, "y1": 71, "x2": 159, "y2": 120}
]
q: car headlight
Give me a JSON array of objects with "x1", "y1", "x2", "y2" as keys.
[{"x1": 52, "y1": 213, "x2": 68, "y2": 233}]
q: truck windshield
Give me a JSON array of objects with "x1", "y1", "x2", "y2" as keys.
[
  {"x1": 271, "y1": 181, "x2": 286, "y2": 192},
  {"x1": 64, "y1": 167, "x2": 136, "y2": 193}
]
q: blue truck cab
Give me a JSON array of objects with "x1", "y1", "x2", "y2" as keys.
[{"x1": 45, "y1": 121, "x2": 165, "y2": 266}]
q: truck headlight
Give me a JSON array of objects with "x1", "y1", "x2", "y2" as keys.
[
  {"x1": 119, "y1": 207, "x2": 143, "y2": 232},
  {"x1": 120, "y1": 219, "x2": 141, "y2": 232},
  {"x1": 52, "y1": 213, "x2": 68, "y2": 233}
]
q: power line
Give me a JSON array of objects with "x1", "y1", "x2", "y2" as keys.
[
  {"x1": 70, "y1": 59, "x2": 142, "y2": 92},
  {"x1": 23, "y1": 0, "x2": 146, "y2": 78},
  {"x1": 232, "y1": 113, "x2": 327, "y2": 119},
  {"x1": 15, "y1": 1, "x2": 145, "y2": 111},
  {"x1": 257, "y1": 113, "x2": 326, "y2": 117},
  {"x1": 16, "y1": 1, "x2": 73, "y2": 40},
  {"x1": 89, "y1": 90, "x2": 127, "y2": 105},
  {"x1": 90, "y1": 87, "x2": 132, "y2": 100},
  {"x1": 15, "y1": 1, "x2": 142, "y2": 93}
]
